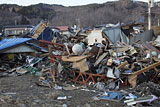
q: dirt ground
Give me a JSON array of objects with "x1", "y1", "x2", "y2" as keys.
[{"x1": 0, "y1": 74, "x2": 125, "y2": 107}]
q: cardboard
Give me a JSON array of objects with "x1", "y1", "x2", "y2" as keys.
[
  {"x1": 72, "y1": 58, "x2": 89, "y2": 73},
  {"x1": 62, "y1": 56, "x2": 88, "y2": 62}
]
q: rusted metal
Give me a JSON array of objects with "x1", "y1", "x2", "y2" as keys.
[
  {"x1": 39, "y1": 40, "x2": 72, "y2": 51},
  {"x1": 71, "y1": 71, "x2": 107, "y2": 85}
]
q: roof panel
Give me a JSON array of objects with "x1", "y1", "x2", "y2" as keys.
[{"x1": 0, "y1": 38, "x2": 32, "y2": 51}]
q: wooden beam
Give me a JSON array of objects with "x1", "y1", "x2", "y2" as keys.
[
  {"x1": 128, "y1": 61, "x2": 160, "y2": 88},
  {"x1": 117, "y1": 61, "x2": 128, "y2": 70}
]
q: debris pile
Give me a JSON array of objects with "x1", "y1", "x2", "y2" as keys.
[{"x1": 1, "y1": 21, "x2": 160, "y2": 106}]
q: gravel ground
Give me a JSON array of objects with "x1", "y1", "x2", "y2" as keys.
[{"x1": 0, "y1": 74, "x2": 125, "y2": 107}]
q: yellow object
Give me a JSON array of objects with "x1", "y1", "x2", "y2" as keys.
[{"x1": 7, "y1": 54, "x2": 15, "y2": 60}]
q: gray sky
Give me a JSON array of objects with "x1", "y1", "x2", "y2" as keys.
[{"x1": 0, "y1": 0, "x2": 159, "y2": 6}]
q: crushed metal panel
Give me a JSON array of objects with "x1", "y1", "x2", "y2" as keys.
[
  {"x1": 87, "y1": 29, "x2": 106, "y2": 45},
  {"x1": 0, "y1": 38, "x2": 32, "y2": 53},
  {"x1": 103, "y1": 27, "x2": 129, "y2": 44},
  {"x1": 26, "y1": 42, "x2": 48, "y2": 52},
  {"x1": 2, "y1": 45, "x2": 37, "y2": 53},
  {"x1": 129, "y1": 30, "x2": 153, "y2": 44}
]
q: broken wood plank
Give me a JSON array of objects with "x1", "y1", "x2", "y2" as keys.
[
  {"x1": 94, "y1": 52, "x2": 108, "y2": 66},
  {"x1": 133, "y1": 61, "x2": 160, "y2": 76},
  {"x1": 62, "y1": 55, "x2": 89, "y2": 62},
  {"x1": 64, "y1": 44, "x2": 71, "y2": 55},
  {"x1": 117, "y1": 61, "x2": 128, "y2": 70},
  {"x1": 114, "y1": 46, "x2": 129, "y2": 52},
  {"x1": 128, "y1": 61, "x2": 160, "y2": 88},
  {"x1": 96, "y1": 47, "x2": 102, "y2": 59}
]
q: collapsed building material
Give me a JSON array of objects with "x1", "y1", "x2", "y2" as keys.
[
  {"x1": 124, "y1": 95, "x2": 158, "y2": 106},
  {"x1": 103, "y1": 27, "x2": 129, "y2": 44},
  {"x1": 27, "y1": 21, "x2": 61, "y2": 42},
  {"x1": 128, "y1": 61, "x2": 160, "y2": 88},
  {"x1": 72, "y1": 71, "x2": 107, "y2": 85},
  {"x1": 62, "y1": 56, "x2": 88, "y2": 62},
  {"x1": 72, "y1": 58, "x2": 89, "y2": 73},
  {"x1": 0, "y1": 38, "x2": 33, "y2": 53},
  {"x1": 1, "y1": 20, "x2": 160, "y2": 107},
  {"x1": 29, "y1": 21, "x2": 48, "y2": 39},
  {"x1": 117, "y1": 61, "x2": 128, "y2": 70},
  {"x1": 87, "y1": 29, "x2": 106, "y2": 45},
  {"x1": 129, "y1": 30, "x2": 154, "y2": 44},
  {"x1": 94, "y1": 52, "x2": 108, "y2": 66},
  {"x1": 39, "y1": 37, "x2": 160, "y2": 88}
]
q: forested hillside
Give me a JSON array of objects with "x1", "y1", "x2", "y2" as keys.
[{"x1": 0, "y1": 0, "x2": 160, "y2": 29}]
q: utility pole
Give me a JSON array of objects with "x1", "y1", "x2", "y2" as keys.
[
  {"x1": 148, "y1": 0, "x2": 154, "y2": 30},
  {"x1": 148, "y1": 4, "x2": 151, "y2": 30}
]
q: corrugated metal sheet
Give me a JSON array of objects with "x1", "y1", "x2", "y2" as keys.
[
  {"x1": 129, "y1": 30, "x2": 153, "y2": 44},
  {"x1": 103, "y1": 27, "x2": 129, "y2": 44},
  {"x1": 103, "y1": 27, "x2": 153, "y2": 45},
  {"x1": 3, "y1": 45, "x2": 36, "y2": 53},
  {"x1": 0, "y1": 38, "x2": 32, "y2": 51}
]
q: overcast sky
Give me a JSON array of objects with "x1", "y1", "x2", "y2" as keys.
[{"x1": 0, "y1": 0, "x2": 159, "y2": 6}]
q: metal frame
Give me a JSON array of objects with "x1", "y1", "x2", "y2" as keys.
[{"x1": 39, "y1": 40, "x2": 108, "y2": 85}]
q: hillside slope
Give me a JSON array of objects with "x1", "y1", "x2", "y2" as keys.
[{"x1": 0, "y1": 0, "x2": 159, "y2": 29}]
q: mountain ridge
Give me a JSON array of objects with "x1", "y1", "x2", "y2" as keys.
[{"x1": 0, "y1": 0, "x2": 159, "y2": 29}]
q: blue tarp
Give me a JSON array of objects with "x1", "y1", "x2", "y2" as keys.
[
  {"x1": 101, "y1": 92, "x2": 124, "y2": 101},
  {"x1": 0, "y1": 38, "x2": 32, "y2": 51}
]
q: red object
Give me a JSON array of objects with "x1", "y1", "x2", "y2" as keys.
[
  {"x1": 39, "y1": 40, "x2": 108, "y2": 85},
  {"x1": 56, "y1": 26, "x2": 68, "y2": 31},
  {"x1": 72, "y1": 71, "x2": 108, "y2": 85}
]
